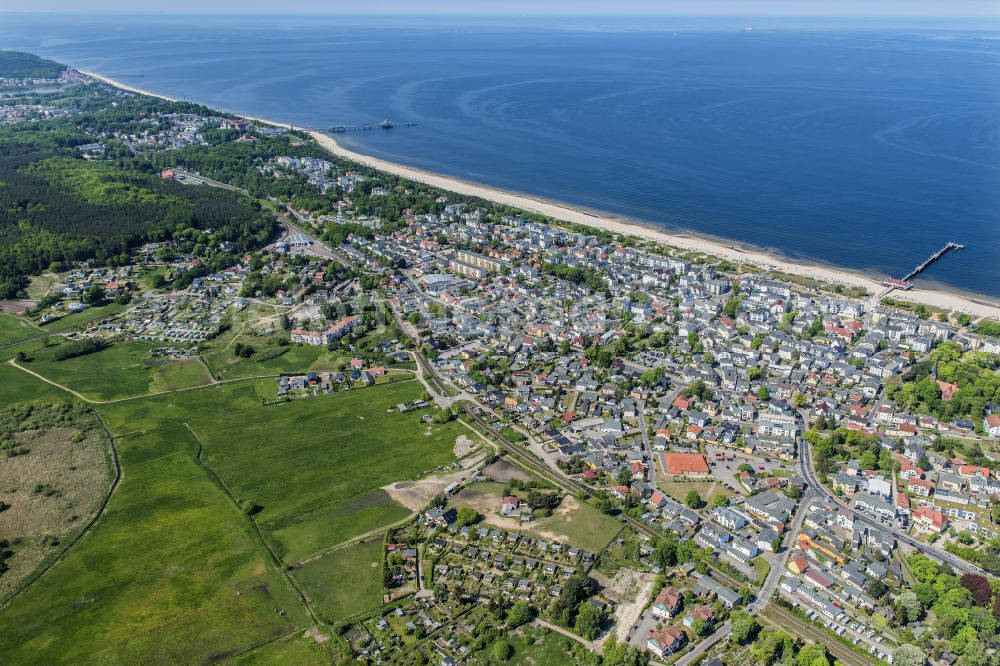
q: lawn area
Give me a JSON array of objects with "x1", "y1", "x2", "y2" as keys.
[
  {"x1": 20, "y1": 340, "x2": 213, "y2": 401},
  {"x1": 0, "y1": 313, "x2": 41, "y2": 345},
  {"x1": 751, "y1": 556, "x2": 771, "y2": 584},
  {"x1": 657, "y1": 478, "x2": 733, "y2": 507},
  {"x1": 0, "y1": 422, "x2": 309, "y2": 665},
  {"x1": 293, "y1": 539, "x2": 384, "y2": 624},
  {"x1": 271, "y1": 489, "x2": 412, "y2": 564},
  {"x1": 483, "y1": 627, "x2": 576, "y2": 665},
  {"x1": 99, "y1": 378, "x2": 463, "y2": 562}
]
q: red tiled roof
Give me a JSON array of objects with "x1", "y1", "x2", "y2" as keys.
[{"x1": 662, "y1": 453, "x2": 710, "y2": 475}]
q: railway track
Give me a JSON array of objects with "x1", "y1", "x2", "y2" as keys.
[
  {"x1": 427, "y1": 359, "x2": 749, "y2": 591},
  {"x1": 760, "y1": 603, "x2": 877, "y2": 666}
]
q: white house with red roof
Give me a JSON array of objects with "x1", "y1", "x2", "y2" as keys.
[
  {"x1": 913, "y1": 506, "x2": 947, "y2": 533},
  {"x1": 907, "y1": 478, "x2": 932, "y2": 497}
]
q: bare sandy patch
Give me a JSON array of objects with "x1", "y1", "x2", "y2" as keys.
[
  {"x1": 451, "y1": 484, "x2": 586, "y2": 544},
  {"x1": 0, "y1": 301, "x2": 37, "y2": 316},
  {"x1": 305, "y1": 626, "x2": 330, "y2": 644},
  {"x1": 383, "y1": 448, "x2": 488, "y2": 511},
  {"x1": 453, "y1": 434, "x2": 476, "y2": 458},
  {"x1": 481, "y1": 459, "x2": 533, "y2": 484},
  {"x1": 599, "y1": 568, "x2": 656, "y2": 644}
]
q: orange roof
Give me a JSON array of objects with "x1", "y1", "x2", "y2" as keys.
[
  {"x1": 662, "y1": 452, "x2": 710, "y2": 475},
  {"x1": 655, "y1": 586, "x2": 682, "y2": 608}
]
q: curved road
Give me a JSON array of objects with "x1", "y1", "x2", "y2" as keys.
[{"x1": 797, "y1": 411, "x2": 983, "y2": 576}]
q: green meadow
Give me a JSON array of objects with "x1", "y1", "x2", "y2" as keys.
[
  {"x1": 0, "y1": 313, "x2": 41, "y2": 345},
  {"x1": 230, "y1": 632, "x2": 337, "y2": 665},
  {"x1": 0, "y1": 361, "x2": 72, "y2": 404},
  {"x1": 0, "y1": 341, "x2": 461, "y2": 661},
  {"x1": 0, "y1": 422, "x2": 308, "y2": 665},
  {"x1": 101, "y1": 378, "x2": 460, "y2": 561},
  {"x1": 206, "y1": 342, "x2": 349, "y2": 379},
  {"x1": 293, "y1": 539, "x2": 385, "y2": 624},
  {"x1": 17, "y1": 340, "x2": 213, "y2": 401},
  {"x1": 271, "y1": 489, "x2": 412, "y2": 564}
]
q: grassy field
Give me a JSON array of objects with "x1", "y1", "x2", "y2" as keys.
[
  {"x1": 25, "y1": 274, "x2": 57, "y2": 300},
  {"x1": 232, "y1": 632, "x2": 337, "y2": 665},
  {"x1": 20, "y1": 340, "x2": 213, "y2": 401},
  {"x1": 595, "y1": 528, "x2": 643, "y2": 577},
  {"x1": 542, "y1": 495, "x2": 623, "y2": 552},
  {"x1": 36, "y1": 302, "x2": 126, "y2": 331},
  {"x1": 0, "y1": 343, "x2": 459, "y2": 661},
  {"x1": 272, "y1": 489, "x2": 411, "y2": 564},
  {"x1": 293, "y1": 539, "x2": 385, "y2": 624},
  {"x1": 0, "y1": 313, "x2": 41, "y2": 345},
  {"x1": 99, "y1": 379, "x2": 462, "y2": 561},
  {"x1": 483, "y1": 627, "x2": 576, "y2": 665},
  {"x1": 0, "y1": 422, "x2": 309, "y2": 665},
  {"x1": 657, "y1": 478, "x2": 734, "y2": 506},
  {"x1": 455, "y1": 481, "x2": 622, "y2": 553},
  {"x1": 0, "y1": 361, "x2": 76, "y2": 404},
  {"x1": 208, "y1": 342, "x2": 349, "y2": 380}
]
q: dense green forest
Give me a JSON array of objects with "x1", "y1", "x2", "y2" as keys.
[
  {"x1": 0, "y1": 51, "x2": 65, "y2": 80},
  {"x1": 0, "y1": 147, "x2": 274, "y2": 298},
  {"x1": 0, "y1": 85, "x2": 278, "y2": 298},
  {"x1": 887, "y1": 342, "x2": 1000, "y2": 429}
]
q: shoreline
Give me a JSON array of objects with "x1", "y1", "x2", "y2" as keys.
[{"x1": 82, "y1": 70, "x2": 1000, "y2": 321}]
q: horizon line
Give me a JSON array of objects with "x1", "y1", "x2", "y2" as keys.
[{"x1": 2, "y1": 11, "x2": 1000, "y2": 19}]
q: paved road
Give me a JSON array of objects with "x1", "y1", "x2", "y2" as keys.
[
  {"x1": 750, "y1": 487, "x2": 816, "y2": 613},
  {"x1": 797, "y1": 414, "x2": 984, "y2": 576},
  {"x1": 674, "y1": 619, "x2": 732, "y2": 666}
]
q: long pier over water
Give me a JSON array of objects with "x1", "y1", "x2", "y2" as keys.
[
  {"x1": 327, "y1": 120, "x2": 418, "y2": 133},
  {"x1": 883, "y1": 241, "x2": 965, "y2": 290}
]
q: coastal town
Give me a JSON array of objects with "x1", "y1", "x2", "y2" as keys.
[{"x1": 2, "y1": 59, "x2": 1000, "y2": 666}]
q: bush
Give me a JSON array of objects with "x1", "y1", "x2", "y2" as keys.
[
  {"x1": 455, "y1": 506, "x2": 480, "y2": 526},
  {"x1": 234, "y1": 342, "x2": 255, "y2": 358},
  {"x1": 252, "y1": 346, "x2": 288, "y2": 362},
  {"x1": 53, "y1": 338, "x2": 108, "y2": 361}
]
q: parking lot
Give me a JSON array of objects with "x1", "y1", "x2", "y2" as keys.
[
  {"x1": 785, "y1": 592, "x2": 897, "y2": 663},
  {"x1": 705, "y1": 444, "x2": 797, "y2": 495}
]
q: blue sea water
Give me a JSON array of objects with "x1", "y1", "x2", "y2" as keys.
[{"x1": 2, "y1": 14, "x2": 998, "y2": 299}]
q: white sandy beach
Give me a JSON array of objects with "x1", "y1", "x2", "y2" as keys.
[{"x1": 82, "y1": 71, "x2": 1000, "y2": 321}]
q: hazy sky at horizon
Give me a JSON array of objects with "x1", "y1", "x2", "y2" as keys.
[{"x1": 4, "y1": 0, "x2": 999, "y2": 17}]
